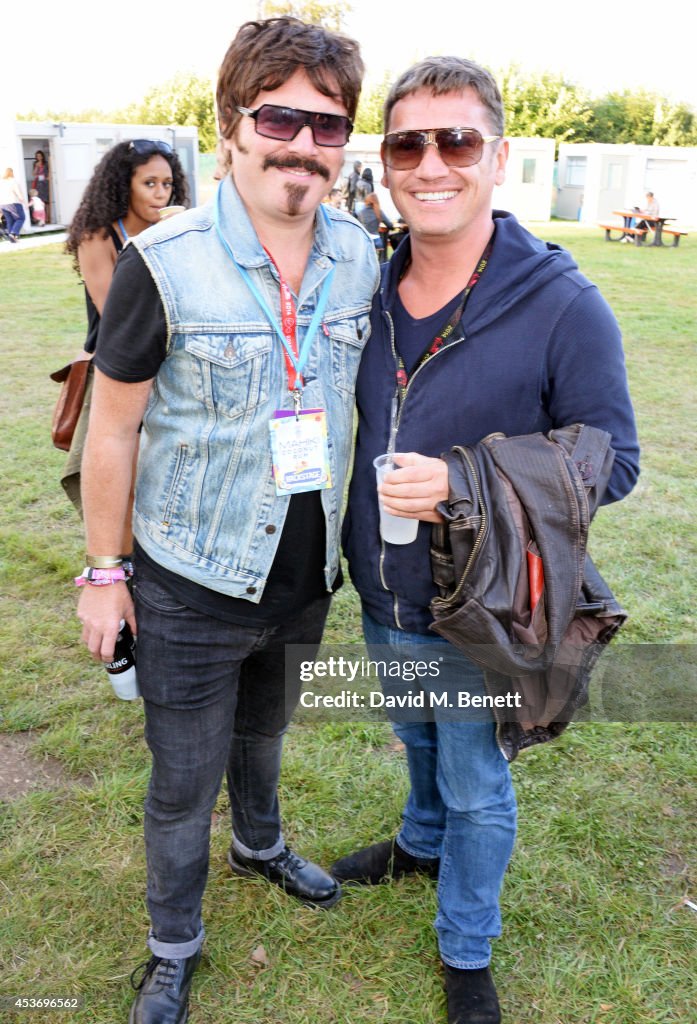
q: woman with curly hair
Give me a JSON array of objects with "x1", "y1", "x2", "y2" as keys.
[{"x1": 61, "y1": 140, "x2": 189, "y2": 515}]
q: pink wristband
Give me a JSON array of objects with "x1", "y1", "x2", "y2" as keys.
[{"x1": 74, "y1": 564, "x2": 133, "y2": 587}]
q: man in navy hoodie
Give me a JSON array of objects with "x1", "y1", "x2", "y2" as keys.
[{"x1": 332, "y1": 56, "x2": 639, "y2": 1023}]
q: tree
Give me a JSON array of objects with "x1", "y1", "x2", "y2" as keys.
[
  {"x1": 499, "y1": 66, "x2": 594, "y2": 145},
  {"x1": 588, "y1": 90, "x2": 697, "y2": 146},
  {"x1": 116, "y1": 73, "x2": 217, "y2": 152},
  {"x1": 354, "y1": 74, "x2": 392, "y2": 134},
  {"x1": 259, "y1": 0, "x2": 351, "y2": 30}
]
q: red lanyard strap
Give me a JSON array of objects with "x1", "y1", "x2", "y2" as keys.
[{"x1": 264, "y1": 248, "x2": 302, "y2": 392}]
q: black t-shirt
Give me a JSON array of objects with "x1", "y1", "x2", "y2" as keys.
[
  {"x1": 95, "y1": 245, "x2": 338, "y2": 625},
  {"x1": 83, "y1": 226, "x2": 123, "y2": 354},
  {"x1": 391, "y1": 288, "x2": 464, "y2": 375}
]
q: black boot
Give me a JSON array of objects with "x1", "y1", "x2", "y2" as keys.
[
  {"x1": 227, "y1": 845, "x2": 341, "y2": 908},
  {"x1": 330, "y1": 837, "x2": 440, "y2": 884},
  {"x1": 443, "y1": 963, "x2": 501, "y2": 1024},
  {"x1": 129, "y1": 949, "x2": 201, "y2": 1024}
]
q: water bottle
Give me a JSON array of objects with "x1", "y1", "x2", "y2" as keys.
[{"x1": 104, "y1": 619, "x2": 140, "y2": 700}]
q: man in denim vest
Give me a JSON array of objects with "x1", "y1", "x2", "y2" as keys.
[
  {"x1": 77, "y1": 18, "x2": 378, "y2": 1023},
  {"x1": 333, "y1": 57, "x2": 639, "y2": 1023}
]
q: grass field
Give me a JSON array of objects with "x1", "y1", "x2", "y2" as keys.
[{"x1": 0, "y1": 225, "x2": 695, "y2": 1024}]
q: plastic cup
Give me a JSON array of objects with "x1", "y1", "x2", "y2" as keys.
[
  {"x1": 159, "y1": 205, "x2": 186, "y2": 220},
  {"x1": 373, "y1": 454, "x2": 419, "y2": 545}
]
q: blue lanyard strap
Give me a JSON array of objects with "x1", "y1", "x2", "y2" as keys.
[
  {"x1": 117, "y1": 218, "x2": 129, "y2": 241},
  {"x1": 213, "y1": 183, "x2": 335, "y2": 391}
]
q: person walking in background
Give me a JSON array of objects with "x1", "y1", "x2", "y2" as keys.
[
  {"x1": 76, "y1": 17, "x2": 376, "y2": 1024},
  {"x1": 346, "y1": 158, "x2": 362, "y2": 212},
  {"x1": 62, "y1": 140, "x2": 189, "y2": 519},
  {"x1": 334, "y1": 55, "x2": 639, "y2": 1023},
  {"x1": 0, "y1": 168, "x2": 27, "y2": 242}
]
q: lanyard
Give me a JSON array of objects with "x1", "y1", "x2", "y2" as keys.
[
  {"x1": 213, "y1": 183, "x2": 335, "y2": 406},
  {"x1": 117, "y1": 219, "x2": 129, "y2": 241},
  {"x1": 394, "y1": 238, "x2": 493, "y2": 405},
  {"x1": 263, "y1": 247, "x2": 302, "y2": 394}
]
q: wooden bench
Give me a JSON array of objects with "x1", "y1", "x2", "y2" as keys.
[
  {"x1": 661, "y1": 227, "x2": 688, "y2": 247},
  {"x1": 599, "y1": 223, "x2": 648, "y2": 244}
]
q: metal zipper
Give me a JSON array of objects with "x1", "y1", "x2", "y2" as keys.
[
  {"x1": 431, "y1": 446, "x2": 488, "y2": 610},
  {"x1": 382, "y1": 309, "x2": 466, "y2": 631}
]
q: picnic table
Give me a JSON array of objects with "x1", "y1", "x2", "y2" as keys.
[{"x1": 613, "y1": 209, "x2": 675, "y2": 247}]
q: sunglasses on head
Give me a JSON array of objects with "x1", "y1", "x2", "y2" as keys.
[
  {"x1": 129, "y1": 139, "x2": 173, "y2": 156},
  {"x1": 381, "y1": 127, "x2": 501, "y2": 171},
  {"x1": 236, "y1": 104, "x2": 353, "y2": 147}
]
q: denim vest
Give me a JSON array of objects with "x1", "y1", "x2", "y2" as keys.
[{"x1": 131, "y1": 177, "x2": 378, "y2": 600}]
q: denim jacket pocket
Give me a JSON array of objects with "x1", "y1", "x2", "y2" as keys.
[
  {"x1": 327, "y1": 313, "x2": 370, "y2": 396},
  {"x1": 185, "y1": 333, "x2": 273, "y2": 420}
]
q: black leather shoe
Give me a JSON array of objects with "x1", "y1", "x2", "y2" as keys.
[
  {"x1": 128, "y1": 949, "x2": 201, "y2": 1024},
  {"x1": 227, "y1": 845, "x2": 341, "y2": 908},
  {"x1": 330, "y1": 837, "x2": 440, "y2": 885},
  {"x1": 443, "y1": 963, "x2": 501, "y2": 1024}
]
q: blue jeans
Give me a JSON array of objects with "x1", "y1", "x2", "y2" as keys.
[
  {"x1": 134, "y1": 566, "x2": 330, "y2": 959},
  {"x1": 1, "y1": 203, "x2": 25, "y2": 236},
  {"x1": 362, "y1": 612, "x2": 517, "y2": 968}
]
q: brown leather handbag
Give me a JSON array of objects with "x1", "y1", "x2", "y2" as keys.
[{"x1": 50, "y1": 355, "x2": 92, "y2": 451}]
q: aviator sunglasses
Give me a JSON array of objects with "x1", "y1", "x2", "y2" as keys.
[
  {"x1": 129, "y1": 139, "x2": 174, "y2": 156},
  {"x1": 236, "y1": 104, "x2": 353, "y2": 147},
  {"x1": 381, "y1": 127, "x2": 501, "y2": 170}
]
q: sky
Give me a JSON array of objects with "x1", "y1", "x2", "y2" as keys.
[{"x1": 3, "y1": 0, "x2": 695, "y2": 119}]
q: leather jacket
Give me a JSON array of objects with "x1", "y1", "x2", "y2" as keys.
[{"x1": 429, "y1": 424, "x2": 627, "y2": 761}]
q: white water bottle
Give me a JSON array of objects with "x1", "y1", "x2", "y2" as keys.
[{"x1": 104, "y1": 620, "x2": 140, "y2": 700}]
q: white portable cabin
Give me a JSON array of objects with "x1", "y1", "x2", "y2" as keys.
[
  {"x1": 555, "y1": 142, "x2": 697, "y2": 228},
  {"x1": 0, "y1": 118, "x2": 199, "y2": 229}
]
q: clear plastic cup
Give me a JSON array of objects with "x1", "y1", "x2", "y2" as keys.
[{"x1": 373, "y1": 454, "x2": 419, "y2": 545}]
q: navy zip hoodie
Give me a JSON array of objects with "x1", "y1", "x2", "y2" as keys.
[{"x1": 343, "y1": 210, "x2": 640, "y2": 634}]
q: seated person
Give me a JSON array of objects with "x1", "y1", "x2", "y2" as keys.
[{"x1": 635, "y1": 191, "x2": 659, "y2": 232}]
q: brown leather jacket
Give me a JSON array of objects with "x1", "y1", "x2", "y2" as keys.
[{"x1": 430, "y1": 424, "x2": 627, "y2": 761}]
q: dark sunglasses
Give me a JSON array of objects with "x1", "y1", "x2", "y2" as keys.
[
  {"x1": 236, "y1": 104, "x2": 353, "y2": 147},
  {"x1": 381, "y1": 127, "x2": 501, "y2": 170},
  {"x1": 129, "y1": 139, "x2": 173, "y2": 156}
]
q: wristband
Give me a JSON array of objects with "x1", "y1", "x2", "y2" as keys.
[
  {"x1": 86, "y1": 555, "x2": 124, "y2": 569},
  {"x1": 75, "y1": 563, "x2": 134, "y2": 587}
]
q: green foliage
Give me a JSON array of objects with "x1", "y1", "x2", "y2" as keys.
[
  {"x1": 114, "y1": 72, "x2": 217, "y2": 153},
  {"x1": 499, "y1": 65, "x2": 697, "y2": 147},
  {"x1": 259, "y1": 0, "x2": 351, "y2": 31},
  {"x1": 501, "y1": 66, "x2": 594, "y2": 143},
  {"x1": 17, "y1": 73, "x2": 217, "y2": 153},
  {"x1": 354, "y1": 74, "x2": 392, "y2": 134}
]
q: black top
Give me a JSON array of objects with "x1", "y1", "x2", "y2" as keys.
[
  {"x1": 392, "y1": 289, "x2": 464, "y2": 375},
  {"x1": 95, "y1": 245, "x2": 337, "y2": 625},
  {"x1": 83, "y1": 226, "x2": 123, "y2": 354}
]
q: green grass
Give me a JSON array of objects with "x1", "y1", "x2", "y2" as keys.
[{"x1": 0, "y1": 228, "x2": 695, "y2": 1023}]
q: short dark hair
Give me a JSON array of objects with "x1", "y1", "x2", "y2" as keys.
[
  {"x1": 216, "y1": 17, "x2": 364, "y2": 140},
  {"x1": 384, "y1": 56, "x2": 504, "y2": 136}
]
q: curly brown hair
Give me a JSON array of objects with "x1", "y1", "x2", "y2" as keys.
[
  {"x1": 65, "y1": 141, "x2": 189, "y2": 272},
  {"x1": 216, "y1": 17, "x2": 364, "y2": 141}
]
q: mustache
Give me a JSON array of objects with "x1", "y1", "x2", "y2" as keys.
[{"x1": 263, "y1": 155, "x2": 331, "y2": 181}]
